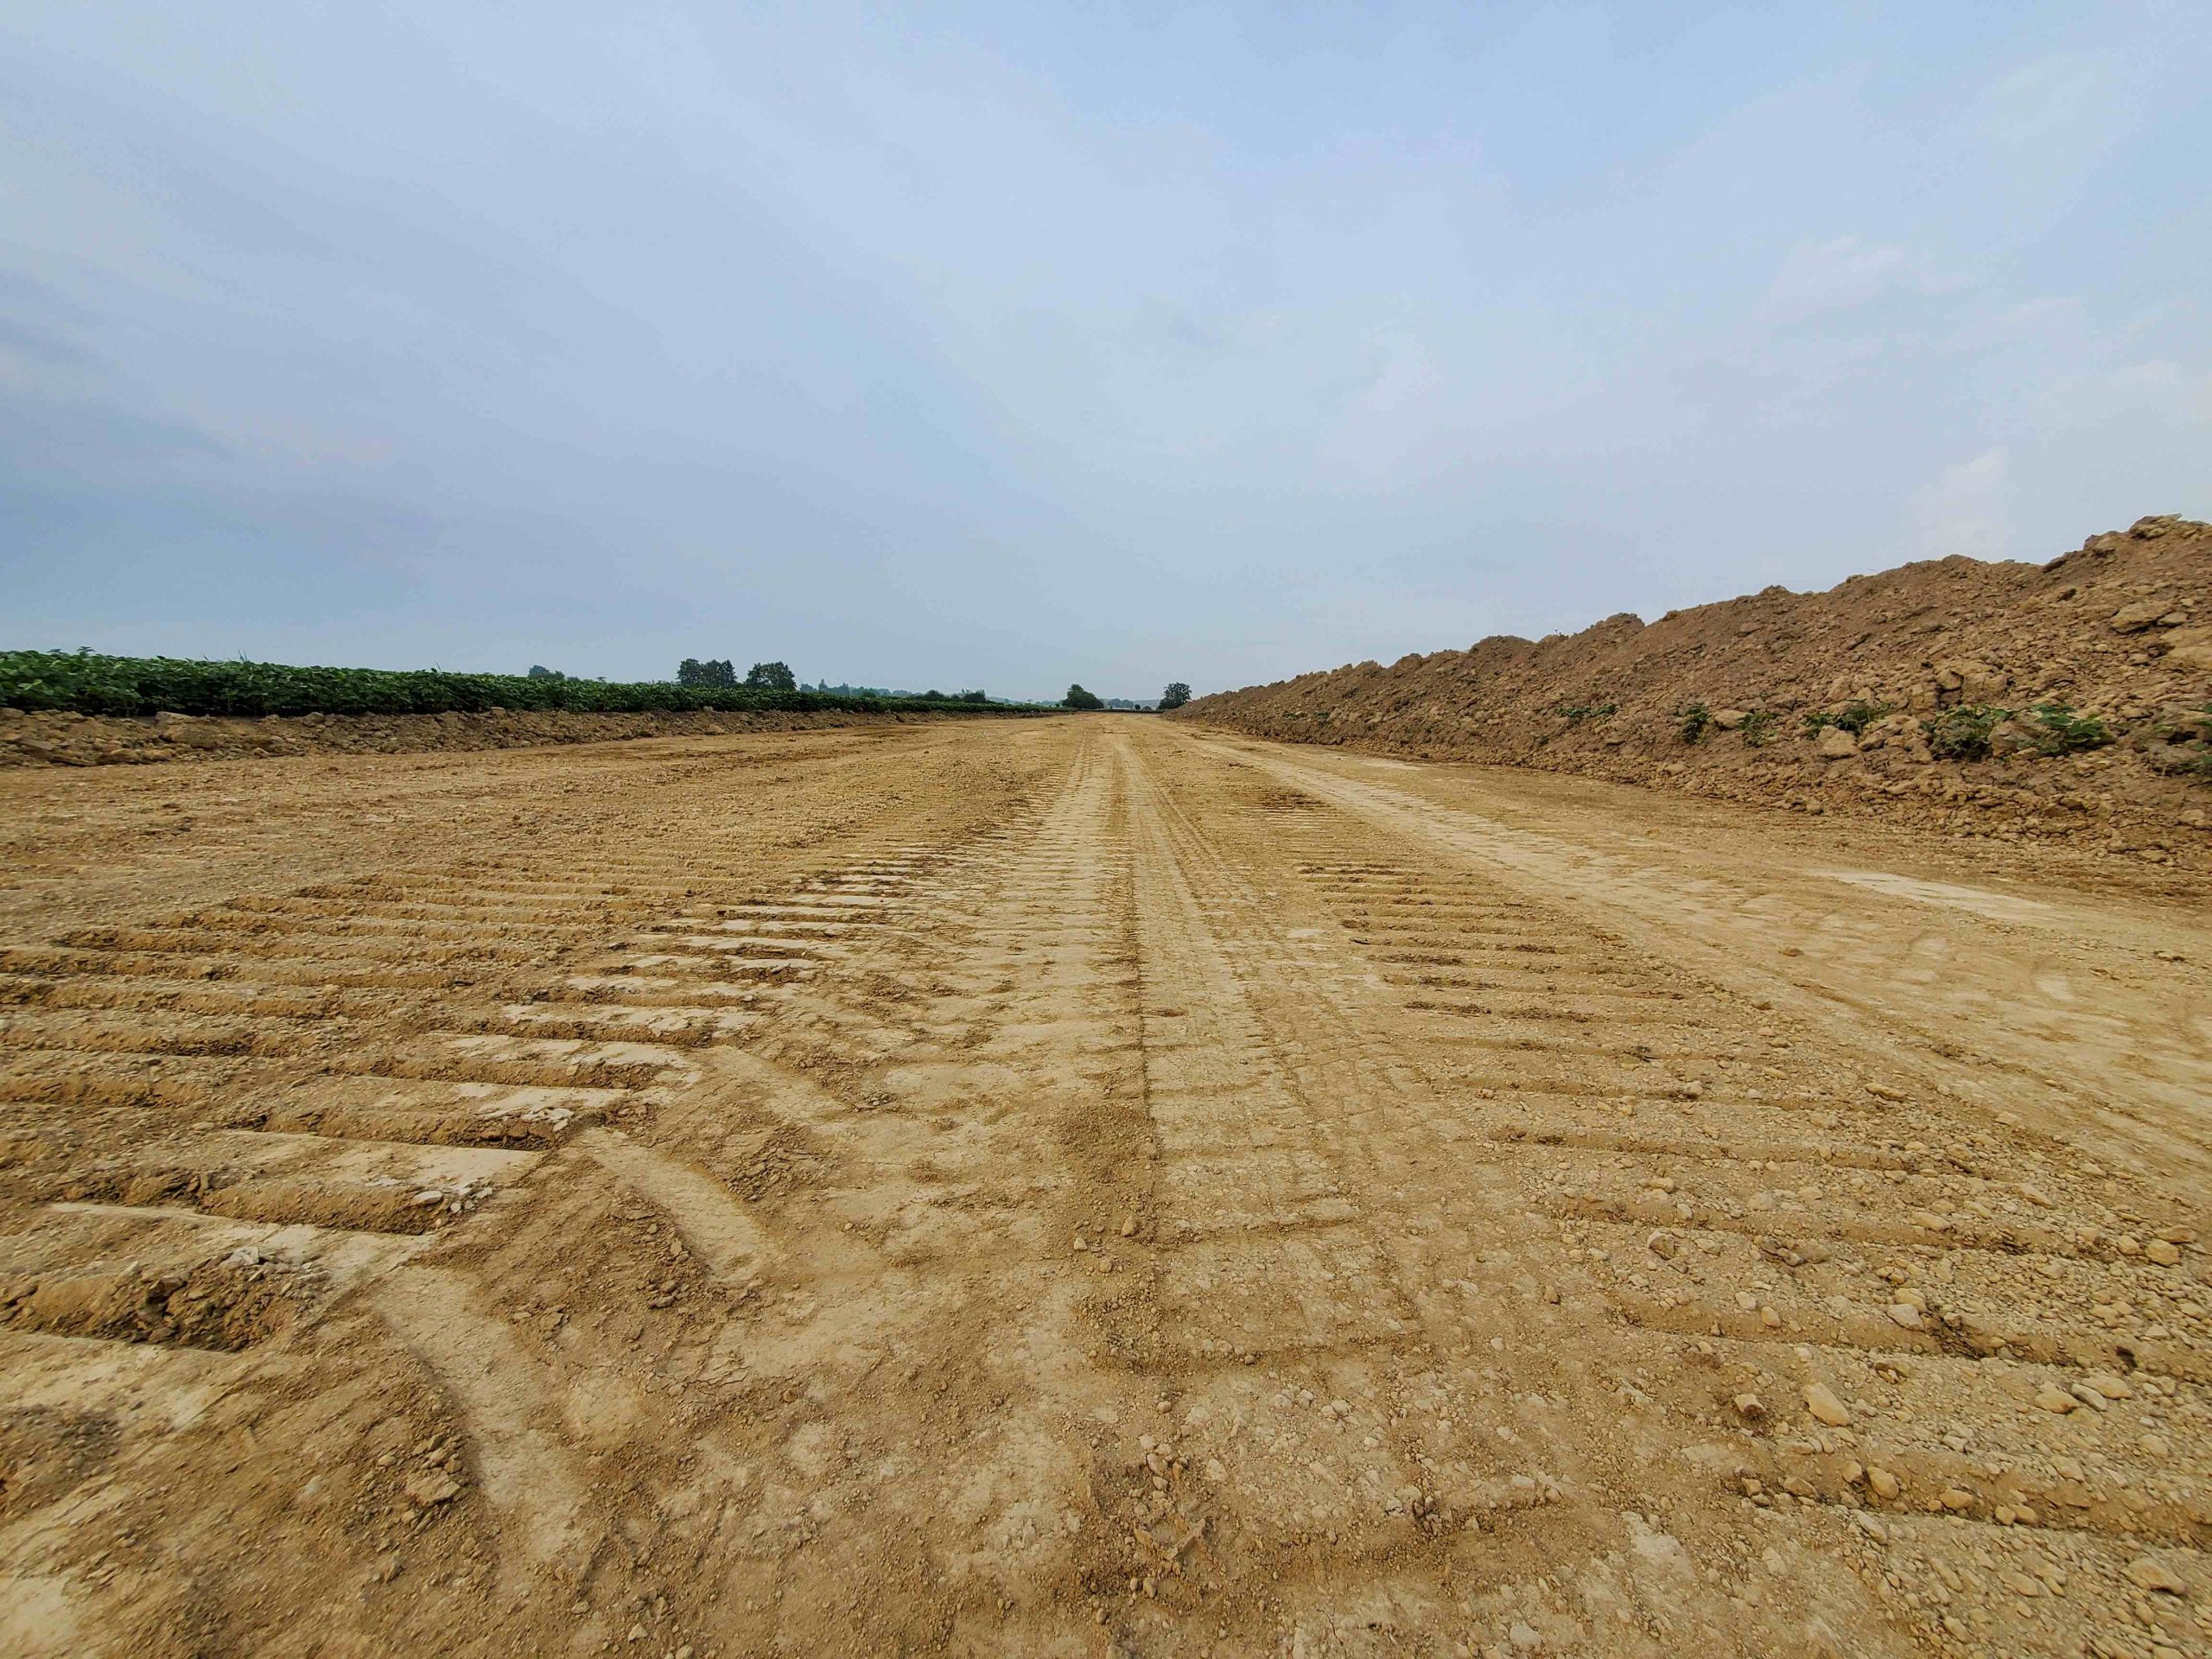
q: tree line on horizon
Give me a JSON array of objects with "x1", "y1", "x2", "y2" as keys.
[
  {"x1": 3, "y1": 646, "x2": 1182, "y2": 718},
  {"x1": 1061, "y1": 681, "x2": 1192, "y2": 710},
  {"x1": 678, "y1": 658, "x2": 999, "y2": 702},
  {"x1": 0, "y1": 649, "x2": 1028, "y2": 720},
  {"x1": 677, "y1": 658, "x2": 797, "y2": 691}
]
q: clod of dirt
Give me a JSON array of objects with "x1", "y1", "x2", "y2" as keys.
[{"x1": 1, "y1": 1254, "x2": 308, "y2": 1350}]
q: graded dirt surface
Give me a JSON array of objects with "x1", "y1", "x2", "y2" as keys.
[
  {"x1": 1, "y1": 718, "x2": 2207, "y2": 1657},
  {"x1": 0, "y1": 702, "x2": 1024, "y2": 772}
]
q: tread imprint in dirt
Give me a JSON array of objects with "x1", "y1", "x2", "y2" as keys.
[
  {"x1": 1100, "y1": 739, "x2": 2209, "y2": 1658},
  {"x1": 3, "y1": 725, "x2": 2206, "y2": 1659},
  {"x1": 1215, "y1": 791, "x2": 2210, "y2": 1562}
]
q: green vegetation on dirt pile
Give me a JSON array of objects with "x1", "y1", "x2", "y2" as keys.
[
  {"x1": 1922, "y1": 703, "x2": 2009, "y2": 761},
  {"x1": 1804, "y1": 699, "x2": 1893, "y2": 737},
  {"x1": 1, "y1": 650, "x2": 1036, "y2": 720},
  {"x1": 2175, "y1": 706, "x2": 2212, "y2": 781},
  {"x1": 2022, "y1": 702, "x2": 2113, "y2": 756}
]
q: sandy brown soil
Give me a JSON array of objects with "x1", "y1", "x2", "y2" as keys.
[
  {"x1": 1, "y1": 718, "x2": 2206, "y2": 1657},
  {"x1": 1178, "y1": 516, "x2": 2212, "y2": 870},
  {"x1": 0, "y1": 703, "x2": 1025, "y2": 771}
]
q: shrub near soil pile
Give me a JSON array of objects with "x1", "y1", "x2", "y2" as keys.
[{"x1": 1175, "y1": 516, "x2": 2212, "y2": 868}]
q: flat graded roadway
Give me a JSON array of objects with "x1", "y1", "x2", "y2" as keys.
[{"x1": 1, "y1": 716, "x2": 2206, "y2": 1657}]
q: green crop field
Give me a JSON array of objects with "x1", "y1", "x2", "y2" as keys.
[{"x1": 0, "y1": 650, "x2": 1035, "y2": 721}]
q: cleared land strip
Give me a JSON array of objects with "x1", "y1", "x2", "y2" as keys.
[{"x1": 0, "y1": 717, "x2": 2204, "y2": 1658}]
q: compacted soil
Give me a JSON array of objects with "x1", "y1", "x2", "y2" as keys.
[
  {"x1": 0, "y1": 704, "x2": 1022, "y2": 771},
  {"x1": 0, "y1": 718, "x2": 2205, "y2": 1657}
]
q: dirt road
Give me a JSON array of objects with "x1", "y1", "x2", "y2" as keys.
[{"x1": 2, "y1": 717, "x2": 2206, "y2": 1656}]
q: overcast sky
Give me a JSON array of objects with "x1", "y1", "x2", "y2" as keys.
[{"x1": 3, "y1": 3, "x2": 2206, "y2": 700}]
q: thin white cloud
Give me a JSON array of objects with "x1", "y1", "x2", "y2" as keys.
[
  {"x1": 1767, "y1": 236, "x2": 1910, "y2": 318},
  {"x1": 2033, "y1": 359, "x2": 2212, "y2": 429},
  {"x1": 1937, "y1": 293, "x2": 2082, "y2": 353},
  {"x1": 2109, "y1": 359, "x2": 2212, "y2": 421},
  {"x1": 1974, "y1": 52, "x2": 2115, "y2": 149},
  {"x1": 1911, "y1": 448, "x2": 2012, "y2": 561}
]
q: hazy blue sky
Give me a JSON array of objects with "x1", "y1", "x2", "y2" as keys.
[{"x1": 3, "y1": 3, "x2": 2206, "y2": 700}]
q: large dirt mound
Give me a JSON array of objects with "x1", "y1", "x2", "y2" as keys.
[{"x1": 1177, "y1": 516, "x2": 2212, "y2": 868}]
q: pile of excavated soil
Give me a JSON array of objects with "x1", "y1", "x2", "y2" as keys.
[
  {"x1": 1178, "y1": 516, "x2": 2212, "y2": 868},
  {"x1": 0, "y1": 702, "x2": 1025, "y2": 769}
]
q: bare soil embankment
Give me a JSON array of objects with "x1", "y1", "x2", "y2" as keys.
[
  {"x1": 1176, "y1": 516, "x2": 2212, "y2": 869},
  {"x1": 0, "y1": 703, "x2": 1027, "y2": 768}
]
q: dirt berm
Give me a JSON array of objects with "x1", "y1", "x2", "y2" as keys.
[
  {"x1": 0, "y1": 702, "x2": 1027, "y2": 769},
  {"x1": 1177, "y1": 515, "x2": 2212, "y2": 870}
]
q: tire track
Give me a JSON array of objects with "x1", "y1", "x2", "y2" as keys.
[
  {"x1": 4, "y1": 719, "x2": 2205, "y2": 1659},
  {"x1": 1107, "y1": 732, "x2": 1920, "y2": 1656},
  {"x1": 1129, "y1": 724, "x2": 2210, "y2": 1657}
]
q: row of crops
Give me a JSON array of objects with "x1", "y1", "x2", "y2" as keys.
[{"x1": 0, "y1": 650, "x2": 1033, "y2": 719}]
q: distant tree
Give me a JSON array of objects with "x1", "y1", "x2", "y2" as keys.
[
  {"x1": 527, "y1": 664, "x2": 565, "y2": 681},
  {"x1": 746, "y1": 660, "x2": 797, "y2": 691},
  {"x1": 1062, "y1": 683, "x2": 1104, "y2": 710},
  {"x1": 923, "y1": 689, "x2": 944, "y2": 700},
  {"x1": 958, "y1": 689, "x2": 988, "y2": 703},
  {"x1": 1160, "y1": 681, "x2": 1192, "y2": 709},
  {"x1": 678, "y1": 658, "x2": 736, "y2": 688}
]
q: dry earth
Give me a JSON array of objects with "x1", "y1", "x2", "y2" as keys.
[
  {"x1": 0, "y1": 704, "x2": 1022, "y2": 771},
  {"x1": 1, "y1": 717, "x2": 2206, "y2": 1658},
  {"x1": 1178, "y1": 516, "x2": 2212, "y2": 871}
]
